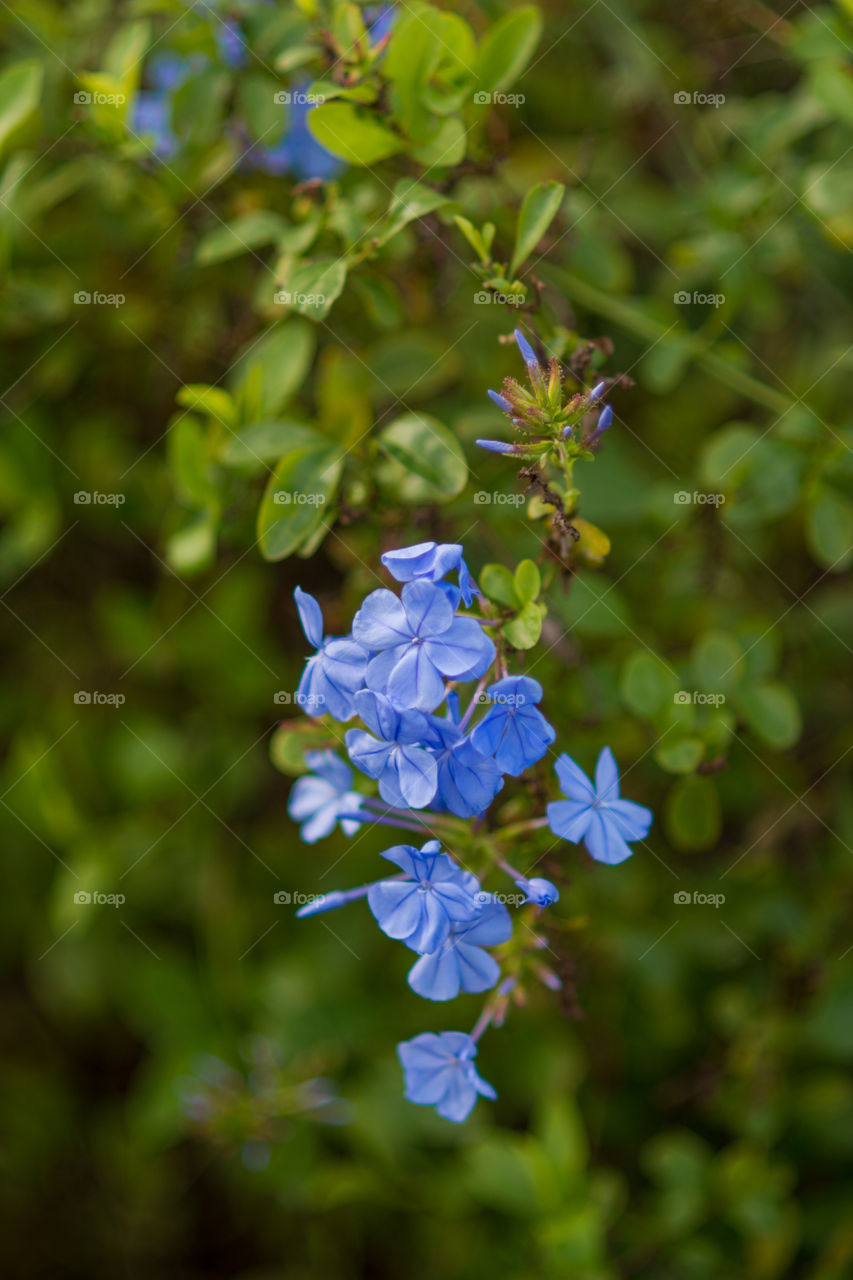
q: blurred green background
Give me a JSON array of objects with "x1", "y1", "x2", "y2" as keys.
[{"x1": 2, "y1": 1, "x2": 853, "y2": 1276}]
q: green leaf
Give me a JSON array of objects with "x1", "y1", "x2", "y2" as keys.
[
  {"x1": 514, "y1": 559, "x2": 540, "y2": 605},
  {"x1": 197, "y1": 211, "x2": 287, "y2": 265},
  {"x1": 665, "y1": 776, "x2": 721, "y2": 851},
  {"x1": 806, "y1": 485, "x2": 853, "y2": 571},
  {"x1": 270, "y1": 721, "x2": 337, "y2": 775},
  {"x1": 738, "y1": 681, "x2": 802, "y2": 750},
  {"x1": 175, "y1": 384, "x2": 237, "y2": 426},
  {"x1": 475, "y1": 6, "x2": 543, "y2": 95},
  {"x1": 165, "y1": 510, "x2": 217, "y2": 576},
  {"x1": 691, "y1": 630, "x2": 744, "y2": 696},
  {"x1": 257, "y1": 444, "x2": 343, "y2": 561},
  {"x1": 480, "y1": 564, "x2": 519, "y2": 609},
  {"x1": 172, "y1": 69, "x2": 230, "y2": 146},
  {"x1": 809, "y1": 59, "x2": 853, "y2": 129},
  {"x1": 0, "y1": 61, "x2": 43, "y2": 153},
  {"x1": 103, "y1": 21, "x2": 150, "y2": 83},
  {"x1": 410, "y1": 116, "x2": 466, "y2": 167},
  {"x1": 167, "y1": 417, "x2": 216, "y2": 508},
  {"x1": 504, "y1": 601, "x2": 546, "y2": 649},
  {"x1": 621, "y1": 651, "x2": 679, "y2": 717},
  {"x1": 655, "y1": 736, "x2": 704, "y2": 774},
  {"x1": 376, "y1": 413, "x2": 467, "y2": 502},
  {"x1": 230, "y1": 321, "x2": 316, "y2": 418},
  {"x1": 510, "y1": 181, "x2": 565, "y2": 276},
  {"x1": 376, "y1": 179, "x2": 450, "y2": 246},
  {"x1": 383, "y1": 3, "x2": 444, "y2": 140},
  {"x1": 219, "y1": 421, "x2": 321, "y2": 470},
  {"x1": 276, "y1": 257, "x2": 347, "y2": 320},
  {"x1": 454, "y1": 215, "x2": 490, "y2": 262},
  {"x1": 308, "y1": 101, "x2": 402, "y2": 164}
]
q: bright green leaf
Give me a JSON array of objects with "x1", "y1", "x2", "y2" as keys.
[
  {"x1": 308, "y1": 101, "x2": 402, "y2": 164},
  {"x1": 510, "y1": 181, "x2": 565, "y2": 276},
  {"x1": 257, "y1": 444, "x2": 342, "y2": 561}
]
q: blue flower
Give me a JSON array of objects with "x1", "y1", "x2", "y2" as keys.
[
  {"x1": 345, "y1": 691, "x2": 437, "y2": 808},
  {"x1": 397, "y1": 1031, "x2": 496, "y2": 1122},
  {"x1": 470, "y1": 676, "x2": 555, "y2": 776},
  {"x1": 253, "y1": 89, "x2": 342, "y2": 180},
  {"x1": 294, "y1": 587, "x2": 368, "y2": 721},
  {"x1": 381, "y1": 541, "x2": 477, "y2": 607},
  {"x1": 406, "y1": 894, "x2": 512, "y2": 1001},
  {"x1": 287, "y1": 751, "x2": 364, "y2": 843},
  {"x1": 514, "y1": 876, "x2": 559, "y2": 907},
  {"x1": 367, "y1": 841, "x2": 481, "y2": 953},
  {"x1": 546, "y1": 747, "x2": 653, "y2": 865},
  {"x1": 422, "y1": 714, "x2": 503, "y2": 818},
  {"x1": 353, "y1": 580, "x2": 495, "y2": 713}
]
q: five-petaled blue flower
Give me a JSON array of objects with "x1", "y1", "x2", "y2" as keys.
[
  {"x1": 294, "y1": 587, "x2": 368, "y2": 722},
  {"x1": 345, "y1": 691, "x2": 437, "y2": 808},
  {"x1": 397, "y1": 1031, "x2": 496, "y2": 1122},
  {"x1": 367, "y1": 841, "x2": 481, "y2": 953},
  {"x1": 406, "y1": 894, "x2": 512, "y2": 1001},
  {"x1": 422, "y1": 714, "x2": 504, "y2": 818},
  {"x1": 353, "y1": 580, "x2": 495, "y2": 713},
  {"x1": 547, "y1": 747, "x2": 652, "y2": 864},
  {"x1": 381, "y1": 541, "x2": 478, "y2": 608},
  {"x1": 287, "y1": 751, "x2": 364, "y2": 843},
  {"x1": 470, "y1": 676, "x2": 556, "y2": 776}
]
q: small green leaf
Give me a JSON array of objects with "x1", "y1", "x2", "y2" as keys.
[
  {"x1": 655, "y1": 737, "x2": 704, "y2": 774},
  {"x1": 197, "y1": 211, "x2": 287, "y2": 265},
  {"x1": 167, "y1": 417, "x2": 216, "y2": 508},
  {"x1": 0, "y1": 61, "x2": 43, "y2": 152},
  {"x1": 271, "y1": 722, "x2": 337, "y2": 776},
  {"x1": 257, "y1": 444, "x2": 342, "y2": 561},
  {"x1": 411, "y1": 116, "x2": 466, "y2": 167},
  {"x1": 806, "y1": 485, "x2": 853, "y2": 571},
  {"x1": 738, "y1": 681, "x2": 802, "y2": 750},
  {"x1": 376, "y1": 179, "x2": 449, "y2": 246},
  {"x1": 230, "y1": 321, "x2": 316, "y2": 418},
  {"x1": 377, "y1": 413, "x2": 467, "y2": 502},
  {"x1": 308, "y1": 101, "x2": 402, "y2": 164},
  {"x1": 165, "y1": 510, "x2": 217, "y2": 576},
  {"x1": 621, "y1": 651, "x2": 679, "y2": 717},
  {"x1": 276, "y1": 258, "x2": 347, "y2": 320},
  {"x1": 219, "y1": 421, "x2": 321, "y2": 470},
  {"x1": 175, "y1": 384, "x2": 237, "y2": 426},
  {"x1": 510, "y1": 181, "x2": 565, "y2": 276},
  {"x1": 504, "y1": 601, "x2": 546, "y2": 649},
  {"x1": 480, "y1": 564, "x2": 518, "y2": 609},
  {"x1": 691, "y1": 630, "x2": 744, "y2": 696},
  {"x1": 514, "y1": 559, "x2": 540, "y2": 605},
  {"x1": 665, "y1": 776, "x2": 721, "y2": 851},
  {"x1": 454, "y1": 215, "x2": 490, "y2": 261},
  {"x1": 475, "y1": 6, "x2": 543, "y2": 95}
]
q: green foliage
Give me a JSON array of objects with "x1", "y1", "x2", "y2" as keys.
[{"x1": 2, "y1": 0, "x2": 853, "y2": 1276}]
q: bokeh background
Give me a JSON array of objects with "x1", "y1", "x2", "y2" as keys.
[{"x1": 2, "y1": 1, "x2": 853, "y2": 1276}]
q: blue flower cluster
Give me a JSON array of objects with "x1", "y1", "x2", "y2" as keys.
[
  {"x1": 130, "y1": 6, "x2": 399, "y2": 178},
  {"x1": 286, "y1": 541, "x2": 653, "y2": 1121}
]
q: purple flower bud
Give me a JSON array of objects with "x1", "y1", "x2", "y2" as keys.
[
  {"x1": 476, "y1": 438, "x2": 516, "y2": 454},
  {"x1": 561, "y1": 425, "x2": 573, "y2": 439},
  {"x1": 487, "y1": 389, "x2": 513, "y2": 413},
  {"x1": 597, "y1": 404, "x2": 613, "y2": 432},
  {"x1": 588, "y1": 380, "x2": 606, "y2": 402},
  {"x1": 514, "y1": 329, "x2": 540, "y2": 369},
  {"x1": 515, "y1": 876, "x2": 560, "y2": 907}
]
